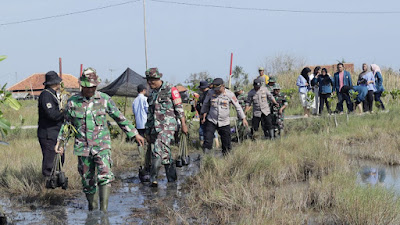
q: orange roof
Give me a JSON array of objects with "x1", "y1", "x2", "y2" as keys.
[{"x1": 8, "y1": 73, "x2": 80, "y2": 91}]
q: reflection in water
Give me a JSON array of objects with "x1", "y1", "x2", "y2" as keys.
[
  {"x1": 85, "y1": 211, "x2": 110, "y2": 225},
  {"x1": 360, "y1": 167, "x2": 386, "y2": 185}
]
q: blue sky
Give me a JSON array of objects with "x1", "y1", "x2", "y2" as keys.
[{"x1": 1, "y1": 0, "x2": 399, "y2": 87}]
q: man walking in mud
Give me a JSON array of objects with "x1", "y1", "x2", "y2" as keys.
[
  {"x1": 145, "y1": 67, "x2": 188, "y2": 187},
  {"x1": 245, "y1": 78, "x2": 279, "y2": 140},
  {"x1": 201, "y1": 78, "x2": 248, "y2": 155},
  {"x1": 55, "y1": 68, "x2": 144, "y2": 213}
]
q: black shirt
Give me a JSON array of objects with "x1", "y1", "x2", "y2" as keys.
[
  {"x1": 196, "y1": 89, "x2": 209, "y2": 114},
  {"x1": 37, "y1": 87, "x2": 64, "y2": 140}
]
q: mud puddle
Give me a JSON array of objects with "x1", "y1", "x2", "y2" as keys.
[{"x1": 0, "y1": 153, "x2": 201, "y2": 225}]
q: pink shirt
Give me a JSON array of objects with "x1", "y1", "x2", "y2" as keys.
[{"x1": 339, "y1": 71, "x2": 344, "y2": 91}]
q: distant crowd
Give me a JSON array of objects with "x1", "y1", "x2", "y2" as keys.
[{"x1": 297, "y1": 63, "x2": 385, "y2": 117}]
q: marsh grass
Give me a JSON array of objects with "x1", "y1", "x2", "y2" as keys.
[{"x1": 182, "y1": 107, "x2": 400, "y2": 224}]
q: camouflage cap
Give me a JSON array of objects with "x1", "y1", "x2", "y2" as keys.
[
  {"x1": 273, "y1": 83, "x2": 281, "y2": 90},
  {"x1": 234, "y1": 86, "x2": 243, "y2": 92},
  {"x1": 80, "y1": 67, "x2": 101, "y2": 87},
  {"x1": 205, "y1": 78, "x2": 214, "y2": 84},
  {"x1": 269, "y1": 77, "x2": 277, "y2": 83},
  {"x1": 145, "y1": 67, "x2": 162, "y2": 79}
]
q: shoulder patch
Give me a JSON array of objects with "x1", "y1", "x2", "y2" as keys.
[
  {"x1": 171, "y1": 87, "x2": 182, "y2": 104},
  {"x1": 46, "y1": 103, "x2": 52, "y2": 109}
]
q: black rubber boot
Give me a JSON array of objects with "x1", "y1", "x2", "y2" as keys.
[
  {"x1": 164, "y1": 164, "x2": 177, "y2": 182},
  {"x1": 99, "y1": 184, "x2": 111, "y2": 213},
  {"x1": 85, "y1": 190, "x2": 99, "y2": 211},
  {"x1": 150, "y1": 157, "x2": 161, "y2": 187}
]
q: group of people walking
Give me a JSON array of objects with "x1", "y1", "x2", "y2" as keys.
[
  {"x1": 297, "y1": 63, "x2": 385, "y2": 117},
  {"x1": 195, "y1": 67, "x2": 288, "y2": 155}
]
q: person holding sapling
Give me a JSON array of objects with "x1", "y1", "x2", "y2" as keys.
[{"x1": 55, "y1": 68, "x2": 144, "y2": 213}]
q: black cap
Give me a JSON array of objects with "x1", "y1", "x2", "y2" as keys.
[
  {"x1": 253, "y1": 78, "x2": 262, "y2": 86},
  {"x1": 212, "y1": 78, "x2": 224, "y2": 87},
  {"x1": 43, "y1": 71, "x2": 62, "y2": 86},
  {"x1": 198, "y1": 80, "x2": 209, "y2": 89}
]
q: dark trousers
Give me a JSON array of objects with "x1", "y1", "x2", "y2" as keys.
[
  {"x1": 251, "y1": 113, "x2": 272, "y2": 137},
  {"x1": 363, "y1": 90, "x2": 374, "y2": 112},
  {"x1": 336, "y1": 92, "x2": 353, "y2": 113},
  {"x1": 319, "y1": 93, "x2": 331, "y2": 114},
  {"x1": 203, "y1": 120, "x2": 231, "y2": 154},
  {"x1": 137, "y1": 129, "x2": 146, "y2": 136},
  {"x1": 39, "y1": 138, "x2": 65, "y2": 177},
  {"x1": 374, "y1": 92, "x2": 385, "y2": 110}
]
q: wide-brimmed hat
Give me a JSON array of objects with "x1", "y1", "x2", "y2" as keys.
[
  {"x1": 43, "y1": 71, "x2": 62, "y2": 86},
  {"x1": 80, "y1": 67, "x2": 101, "y2": 87},
  {"x1": 198, "y1": 80, "x2": 209, "y2": 89}
]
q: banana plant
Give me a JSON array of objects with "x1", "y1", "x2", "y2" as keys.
[{"x1": 0, "y1": 56, "x2": 22, "y2": 144}]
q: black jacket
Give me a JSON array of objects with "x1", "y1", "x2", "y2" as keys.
[
  {"x1": 196, "y1": 89, "x2": 209, "y2": 114},
  {"x1": 37, "y1": 87, "x2": 64, "y2": 140}
]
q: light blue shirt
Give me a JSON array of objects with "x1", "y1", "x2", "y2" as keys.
[
  {"x1": 362, "y1": 72, "x2": 377, "y2": 92},
  {"x1": 296, "y1": 75, "x2": 309, "y2": 94},
  {"x1": 132, "y1": 93, "x2": 148, "y2": 129}
]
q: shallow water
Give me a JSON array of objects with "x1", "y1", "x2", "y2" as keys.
[
  {"x1": 0, "y1": 153, "x2": 201, "y2": 225},
  {"x1": 356, "y1": 161, "x2": 400, "y2": 193}
]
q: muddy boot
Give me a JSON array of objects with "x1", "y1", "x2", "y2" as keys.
[
  {"x1": 99, "y1": 184, "x2": 111, "y2": 213},
  {"x1": 86, "y1": 190, "x2": 99, "y2": 211},
  {"x1": 150, "y1": 157, "x2": 161, "y2": 187},
  {"x1": 269, "y1": 129, "x2": 275, "y2": 140},
  {"x1": 164, "y1": 164, "x2": 177, "y2": 182}
]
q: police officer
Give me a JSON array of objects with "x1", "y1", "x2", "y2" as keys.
[
  {"x1": 38, "y1": 71, "x2": 64, "y2": 178},
  {"x1": 145, "y1": 68, "x2": 188, "y2": 187},
  {"x1": 201, "y1": 78, "x2": 248, "y2": 155},
  {"x1": 56, "y1": 68, "x2": 145, "y2": 212},
  {"x1": 245, "y1": 78, "x2": 279, "y2": 139}
]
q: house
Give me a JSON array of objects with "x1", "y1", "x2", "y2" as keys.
[{"x1": 8, "y1": 73, "x2": 80, "y2": 99}]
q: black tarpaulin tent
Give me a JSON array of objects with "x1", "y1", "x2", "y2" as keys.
[{"x1": 99, "y1": 67, "x2": 146, "y2": 97}]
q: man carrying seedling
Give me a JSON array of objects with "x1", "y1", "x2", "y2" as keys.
[
  {"x1": 55, "y1": 68, "x2": 145, "y2": 213},
  {"x1": 245, "y1": 78, "x2": 279, "y2": 140},
  {"x1": 271, "y1": 84, "x2": 288, "y2": 137},
  {"x1": 38, "y1": 71, "x2": 64, "y2": 178},
  {"x1": 145, "y1": 67, "x2": 188, "y2": 187},
  {"x1": 234, "y1": 86, "x2": 248, "y2": 140},
  {"x1": 201, "y1": 78, "x2": 248, "y2": 155}
]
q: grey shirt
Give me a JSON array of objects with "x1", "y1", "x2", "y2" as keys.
[
  {"x1": 246, "y1": 86, "x2": 274, "y2": 117},
  {"x1": 201, "y1": 88, "x2": 246, "y2": 127}
]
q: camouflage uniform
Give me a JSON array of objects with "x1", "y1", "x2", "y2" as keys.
[
  {"x1": 146, "y1": 81, "x2": 184, "y2": 164},
  {"x1": 234, "y1": 87, "x2": 248, "y2": 140},
  {"x1": 58, "y1": 69, "x2": 138, "y2": 195},
  {"x1": 266, "y1": 77, "x2": 277, "y2": 92},
  {"x1": 145, "y1": 68, "x2": 185, "y2": 185},
  {"x1": 271, "y1": 85, "x2": 288, "y2": 131}
]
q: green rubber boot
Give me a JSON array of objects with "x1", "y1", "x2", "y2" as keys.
[
  {"x1": 99, "y1": 184, "x2": 111, "y2": 213},
  {"x1": 85, "y1": 190, "x2": 99, "y2": 211},
  {"x1": 150, "y1": 157, "x2": 162, "y2": 187}
]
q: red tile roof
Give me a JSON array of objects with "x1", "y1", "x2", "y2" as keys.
[{"x1": 8, "y1": 73, "x2": 80, "y2": 92}]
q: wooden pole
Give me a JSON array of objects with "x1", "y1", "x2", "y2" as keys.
[
  {"x1": 59, "y1": 57, "x2": 62, "y2": 79},
  {"x1": 143, "y1": 0, "x2": 148, "y2": 70},
  {"x1": 228, "y1": 53, "x2": 233, "y2": 89}
]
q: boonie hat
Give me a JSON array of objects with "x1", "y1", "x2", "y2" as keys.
[
  {"x1": 80, "y1": 68, "x2": 101, "y2": 87},
  {"x1": 273, "y1": 84, "x2": 281, "y2": 90},
  {"x1": 145, "y1": 67, "x2": 162, "y2": 79},
  {"x1": 269, "y1": 77, "x2": 277, "y2": 83},
  {"x1": 43, "y1": 71, "x2": 62, "y2": 86},
  {"x1": 198, "y1": 80, "x2": 209, "y2": 89}
]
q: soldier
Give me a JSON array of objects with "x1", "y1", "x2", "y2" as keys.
[
  {"x1": 55, "y1": 68, "x2": 145, "y2": 212},
  {"x1": 234, "y1": 86, "x2": 248, "y2": 140},
  {"x1": 201, "y1": 78, "x2": 248, "y2": 155},
  {"x1": 38, "y1": 71, "x2": 64, "y2": 178},
  {"x1": 245, "y1": 78, "x2": 279, "y2": 140},
  {"x1": 266, "y1": 76, "x2": 277, "y2": 92},
  {"x1": 145, "y1": 68, "x2": 188, "y2": 187},
  {"x1": 271, "y1": 84, "x2": 288, "y2": 137}
]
